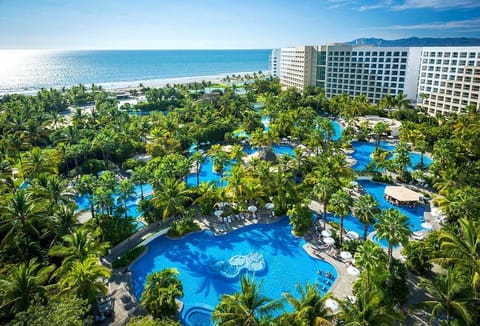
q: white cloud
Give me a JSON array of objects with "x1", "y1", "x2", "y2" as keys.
[
  {"x1": 393, "y1": 0, "x2": 480, "y2": 10},
  {"x1": 373, "y1": 17, "x2": 480, "y2": 30}
]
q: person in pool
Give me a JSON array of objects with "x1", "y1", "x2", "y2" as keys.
[{"x1": 317, "y1": 270, "x2": 323, "y2": 275}]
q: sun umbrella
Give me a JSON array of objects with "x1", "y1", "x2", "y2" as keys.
[
  {"x1": 347, "y1": 231, "x2": 359, "y2": 240},
  {"x1": 214, "y1": 210, "x2": 223, "y2": 217},
  {"x1": 248, "y1": 205, "x2": 257, "y2": 212},
  {"x1": 421, "y1": 222, "x2": 433, "y2": 230},
  {"x1": 265, "y1": 203, "x2": 274, "y2": 210},
  {"x1": 347, "y1": 266, "x2": 360, "y2": 276},
  {"x1": 325, "y1": 299, "x2": 339, "y2": 313},
  {"x1": 323, "y1": 237, "x2": 335, "y2": 246},
  {"x1": 340, "y1": 251, "x2": 352, "y2": 260},
  {"x1": 321, "y1": 229, "x2": 332, "y2": 237}
]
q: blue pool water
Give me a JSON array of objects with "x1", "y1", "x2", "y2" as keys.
[
  {"x1": 326, "y1": 179, "x2": 424, "y2": 248},
  {"x1": 131, "y1": 217, "x2": 337, "y2": 325},
  {"x1": 74, "y1": 183, "x2": 153, "y2": 228},
  {"x1": 187, "y1": 144, "x2": 295, "y2": 187},
  {"x1": 331, "y1": 120, "x2": 342, "y2": 141},
  {"x1": 351, "y1": 141, "x2": 432, "y2": 172}
]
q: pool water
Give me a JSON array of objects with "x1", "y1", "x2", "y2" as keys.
[
  {"x1": 186, "y1": 144, "x2": 295, "y2": 187},
  {"x1": 351, "y1": 141, "x2": 432, "y2": 172},
  {"x1": 131, "y1": 217, "x2": 337, "y2": 325},
  {"x1": 74, "y1": 183, "x2": 153, "y2": 229},
  {"x1": 331, "y1": 120, "x2": 342, "y2": 141},
  {"x1": 326, "y1": 180, "x2": 424, "y2": 248}
]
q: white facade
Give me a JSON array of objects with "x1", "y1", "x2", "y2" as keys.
[
  {"x1": 314, "y1": 45, "x2": 421, "y2": 104},
  {"x1": 417, "y1": 46, "x2": 480, "y2": 115},
  {"x1": 270, "y1": 49, "x2": 281, "y2": 78},
  {"x1": 280, "y1": 46, "x2": 316, "y2": 90},
  {"x1": 279, "y1": 43, "x2": 480, "y2": 115}
]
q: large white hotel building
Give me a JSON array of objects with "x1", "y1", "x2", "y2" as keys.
[{"x1": 276, "y1": 45, "x2": 480, "y2": 115}]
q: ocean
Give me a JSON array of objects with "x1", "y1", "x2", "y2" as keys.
[{"x1": 0, "y1": 49, "x2": 271, "y2": 95}]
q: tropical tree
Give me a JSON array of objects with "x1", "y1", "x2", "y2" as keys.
[
  {"x1": 152, "y1": 178, "x2": 191, "y2": 221},
  {"x1": 0, "y1": 189, "x2": 48, "y2": 247},
  {"x1": 281, "y1": 283, "x2": 334, "y2": 325},
  {"x1": 353, "y1": 194, "x2": 379, "y2": 241},
  {"x1": 49, "y1": 227, "x2": 109, "y2": 274},
  {"x1": 312, "y1": 176, "x2": 337, "y2": 228},
  {"x1": 117, "y1": 179, "x2": 135, "y2": 218},
  {"x1": 189, "y1": 151, "x2": 205, "y2": 187},
  {"x1": 392, "y1": 142, "x2": 411, "y2": 179},
  {"x1": 374, "y1": 208, "x2": 412, "y2": 274},
  {"x1": 372, "y1": 122, "x2": 389, "y2": 150},
  {"x1": 329, "y1": 189, "x2": 353, "y2": 247},
  {"x1": 414, "y1": 138, "x2": 428, "y2": 171},
  {"x1": 75, "y1": 174, "x2": 97, "y2": 219},
  {"x1": 0, "y1": 258, "x2": 55, "y2": 316},
  {"x1": 413, "y1": 268, "x2": 473, "y2": 326},
  {"x1": 22, "y1": 147, "x2": 60, "y2": 179},
  {"x1": 141, "y1": 268, "x2": 183, "y2": 320},
  {"x1": 213, "y1": 275, "x2": 282, "y2": 325},
  {"x1": 354, "y1": 240, "x2": 388, "y2": 291},
  {"x1": 131, "y1": 166, "x2": 151, "y2": 201},
  {"x1": 338, "y1": 288, "x2": 403, "y2": 325},
  {"x1": 433, "y1": 218, "x2": 480, "y2": 289},
  {"x1": 59, "y1": 256, "x2": 110, "y2": 304}
]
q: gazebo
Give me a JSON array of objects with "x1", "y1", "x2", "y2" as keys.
[{"x1": 384, "y1": 186, "x2": 420, "y2": 207}]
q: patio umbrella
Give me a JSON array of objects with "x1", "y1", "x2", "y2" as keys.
[
  {"x1": 265, "y1": 203, "x2": 274, "y2": 210},
  {"x1": 325, "y1": 299, "x2": 339, "y2": 313},
  {"x1": 421, "y1": 222, "x2": 433, "y2": 230},
  {"x1": 347, "y1": 266, "x2": 360, "y2": 276},
  {"x1": 321, "y1": 229, "x2": 332, "y2": 237},
  {"x1": 347, "y1": 231, "x2": 359, "y2": 240},
  {"x1": 248, "y1": 205, "x2": 257, "y2": 212},
  {"x1": 323, "y1": 237, "x2": 335, "y2": 246},
  {"x1": 340, "y1": 251, "x2": 353, "y2": 260},
  {"x1": 214, "y1": 210, "x2": 223, "y2": 217}
]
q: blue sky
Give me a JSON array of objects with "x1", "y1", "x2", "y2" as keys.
[{"x1": 0, "y1": 0, "x2": 479, "y2": 49}]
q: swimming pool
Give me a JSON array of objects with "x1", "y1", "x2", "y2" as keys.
[
  {"x1": 186, "y1": 144, "x2": 295, "y2": 187},
  {"x1": 130, "y1": 217, "x2": 337, "y2": 325},
  {"x1": 74, "y1": 183, "x2": 153, "y2": 229},
  {"x1": 351, "y1": 141, "x2": 432, "y2": 172},
  {"x1": 326, "y1": 180, "x2": 424, "y2": 248}
]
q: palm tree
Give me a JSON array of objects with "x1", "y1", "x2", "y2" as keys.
[
  {"x1": 141, "y1": 268, "x2": 183, "y2": 319},
  {"x1": 354, "y1": 240, "x2": 388, "y2": 291},
  {"x1": 152, "y1": 177, "x2": 191, "y2": 221},
  {"x1": 329, "y1": 189, "x2": 353, "y2": 247},
  {"x1": 117, "y1": 179, "x2": 135, "y2": 219},
  {"x1": 213, "y1": 274, "x2": 282, "y2": 325},
  {"x1": 59, "y1": 256, "x2": 110, "y2": 304},
  {"x1": 0, "y1": 258, "x2": 55, "y2": 315},
  {"x1": 374, "y1": 208, "x2": 412, "y2": 274},
  {"x1": 414, "y1": 138, "x2": 428, "y2": 171},
  {"x1": 22, "y1": 147, "x2": 60, "y2": 179},
  {"x1": 413, "y1": 268, "x2": 473, "y2": 326},
  {"x1": 433, "y1": 218, "x2": 480, "y2": 289},
  {"x1": 49, "y1": 228, "x2": 109, "y2": 274},
  {"x1": 0, "y1": 189, "x2": 48, "y2": 246},
  {"x1": 75, "y1": 174, "x2": 97, "y2": 219},
  {"x1": 230, "y1": 144, "x2": 246, "y2": 163},
  {"x1": 338, "y1": 288, "x2": 403, "y2": 325},
  {"x1": 394, "y1": 92, "x2": 411, "y2": 110},
  {"x1": 282, "y1": 283, "x2": 334, "y2": 325},
  {"x1": 131, "y1": 166, "x2": 151, "y2": 201},
  {"x1": 372, "y1": 122, "x2": 389, "y2": 150},
  {"x1": 392, "y1": 142, "x2": 411, "y2": 179},
  {"x1": 189, "y1": 151, "x2": 205, "y2": 187},
  {"x1": 354, "y1": 194, "x2": 379, "y2": 241}
]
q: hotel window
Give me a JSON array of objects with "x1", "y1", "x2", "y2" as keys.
[
  {"x1": 453, "y1": 52, "x2": 458, "y2": 58},
  {"x1": 387, "y1": 52, "x2": 392, "y2": 56},
  {"x1": 469, "y1": 52, "x2": 476, "y2": 58},
  {"x1": 460, "y1": 52, "x2": 467, "y2": 58}
]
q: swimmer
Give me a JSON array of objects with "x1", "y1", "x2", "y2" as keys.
[
  {"x1": 326, "y1": 271, "x2": 332, "y2": 279},
  {"x1": 322, "y1": 286, "x2": 326, "y2": 291},
  {"x1": 317, "y1": 270, "x2": 323, "y2": 275}
]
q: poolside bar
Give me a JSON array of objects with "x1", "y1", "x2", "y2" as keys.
[{"x1": 384, "y1": 186, "x2": 420, "y2": 207}]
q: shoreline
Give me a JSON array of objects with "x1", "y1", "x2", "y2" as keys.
[{"x1": 0, "y1": 70, "x2": 267, "y2": 96}]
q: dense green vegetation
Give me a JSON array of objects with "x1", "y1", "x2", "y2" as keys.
[
  {"x1": 1, "y1": 76, "x2": 479, "y2": 325},
  {"x1": 112, "y1": 246, "x2": 146, "y2": 269}
]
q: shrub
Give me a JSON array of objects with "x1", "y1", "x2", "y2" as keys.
[
  {"x1": 167, "y1": 210, "x2": 201, "y2": 237},
  {"x1": 112, "y1": 246, "x2": 146, "y2": 269}
]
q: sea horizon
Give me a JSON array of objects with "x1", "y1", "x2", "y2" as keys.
[{"x1": 0, "y1": 49, "x2": 271, "y2": 95}]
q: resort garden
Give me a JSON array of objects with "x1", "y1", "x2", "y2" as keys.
[{"x1": 0, "y1": 78, "x2": 480, "y2": 325}]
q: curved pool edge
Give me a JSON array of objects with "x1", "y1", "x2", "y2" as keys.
[{"x1": 302, "y1": 243, "x2": 348, "y2": 298}]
